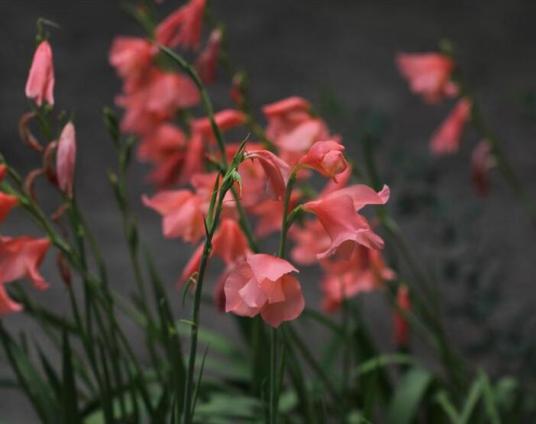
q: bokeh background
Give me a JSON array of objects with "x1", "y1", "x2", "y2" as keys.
[{"x1": 2, "y1": 0, "x2": 536, "y2": 421}]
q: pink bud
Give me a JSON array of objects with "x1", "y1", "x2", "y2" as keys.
[
  {"x1": 25, "y1": 41, "x2": 55, "y2": 106},
  {"x1": 56, "y1": 122, "x2": 77, "y2": 197}
]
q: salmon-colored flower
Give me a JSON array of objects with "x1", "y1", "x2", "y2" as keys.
[
  {"x1": 430, "y1": 98, "x2": 471, "y2": 155},
  {"x1": 143, "y1": 189, "x2": 206, "y2": 242},
  {"x1": 302, "y1": 185, "x2": 389, "y2": 258},
  {"x1": 224, "y1": 254, "x2": 304, "y2": 327},
  {"x1": 56, "y1": 122, "x2": 77, "y2": 197},
  {"x1": 0, "y1": 164, "x2": 7, "y2": 182},
  {"x1": 156, "y1": 0, "x2": 206, "y2": 50},
  {"x1": 109, "y1": 37, "x2": 155, "y2": 90},
  {"x1": 471, "y1": 140, "x2": 495, "y2": 197},
  {"x1": 299, "y1": 139, "x2": 347, "y2": 180},
  {"x1": 394, "y1": 285, "x2": 411, "y2": 347},
  {"x1": 0, "y1": 236, "x2": 50, "y2": 315},
  {"x1": 195, "y1": 29, "x2": 222, "y2": 84},
  {"x1": 250, "y1": 191, "x2": 299, "y2": 238},
  {"x1": 25, "y1": 41, "x2": 55, "y2": 106},
  {"x1": 117, "y1": 69, "x2": 199, "y2": 135},
  {"x1": 244, "y1": 150, "x2": 290, "y2": 200},
  {"x1": 396, "y1": 52, "x2": 457, "y2": 104},
  {"x1": 321, "y1": 246, "x2": 395, "y2": 312}
]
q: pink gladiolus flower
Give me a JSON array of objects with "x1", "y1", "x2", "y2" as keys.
[
  {"x1": 430, "y1": 98, "x2": 472, "y2": 155},
  {"x1": 302, "y1": 184, "x2": 389, "y2": 258},
  {"x1": 143, "y1": 190, "x2": 206, "y2": 243},
  {"x1": 109, "y1": 37, "x2": 155, "y2": 88},
  {"x1": 25, "y1": 41, "x2": 55, "y2": 106},
  {"x1": 250, "y1": 191, "x2": 299, "y2": 237},
  {"x1": 195, "y1": 29, "x2": 222, "y2": 84},
  {"x1": 471, "y1": 140, "x2": 495, "y2": 197},
  {"x1": 244, "y1": 150, "x2": 290, "y2": 200},
  {"x1": 0, "y1": 193, "x2": 18, "y2": 224},
  {"x1": 224, "y1": 254, "x2": 304, "y2": 327},
  {"x1": 0, "y1": 236, "x2": 50, "y2": 315},
  {"x1": 396, "y1": 52, "x2": 457, "y2": 103},
  {"x1": 299, "y1": 139, "x2": 348, "y2": 180},
  {"x1": 394, "y1": 285, "x2": 411, "y2": 347},
  {"x1": 156, "y1": 0, "x2": 206, "y2": 50},
  {"x1": 56, "y1": 122, "x2": 77, "y2": 197},
  {"x1": 321, "y1": 246, "x2": 395, "y2": 312}
]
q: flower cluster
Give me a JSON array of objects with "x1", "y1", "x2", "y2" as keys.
[{"x1": 111, "y1": 0, "x2": 394, "y2": 327}]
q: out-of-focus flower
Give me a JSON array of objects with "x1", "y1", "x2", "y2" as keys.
[
  {"x1": 195, "y1": 29, "x2": 222, "y2": 84},
  {"x1": 263, "y1": 97, "x2": 329, "y2": 164},
  {"x1": 320, "y1": 246, "x2": 395, "y2": 312},
  {"x1": 143, "y1": 189, "x2": 206, "y2": 242},
  {"x1": 156, "y1": 0, "x2": 206, "y2": 50},
  {"x1": 430, "y1": 98, "x2": 471, "y2": 155},
  {"x1": 244, "y1": 150, "x2": 290, "y2": 200},
  {"x1": 109, "y1": 37, "x2": 155, "y2": 90},
  {"x1": 56, "y1": 122, "x2": 77, "y2": 197},
  {"x1": 138, "y1": 124, "x2": 186, "y2": 163},
  {"x1": 298, "y1": 139, "x2": 347, "y2": 180},
  {"x1": 290, "y1": 219, "x2": 331, "y2": 265},
  {"x1": 117, "y1": 69, "x2": 199, "y2": 135},
  {"x1": 394, "y1": 285, "x2": 411, "y2": 348},
  {"x1": 0, "y1": 165, "x2": 7, "y2": 182},
  {"x1": 396, "y1": 52, "x2": 457, "y2": 103},
  {"x1": 224, "y1": 254, "x2": 304, "y2": 327},
  {"x1": 302, "y1": 185, "x2": 389, "y2": 258},
  {"x1": 0, "y1": 236, "x2": 50, "y2": 315},
  {"x1": 471, "y1": 140, "x2": 495, "y2": 197},
  {"x1": 25, "y1": 40, "x2": 55, "y2": 106}
]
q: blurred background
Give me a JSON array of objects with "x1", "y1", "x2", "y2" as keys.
[{"x1": 2, "y1": 0, "x2": 536, "y2": 421}]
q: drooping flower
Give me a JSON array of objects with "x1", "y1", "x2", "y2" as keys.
[
  {"x1": 25, "y1": 40, "x2": 55, "y2": 106},
  {"x1": 109, "y1": 37, "x2": 155, "y2": 90},
  {"x1": 56, "y1": 122, "x2": 77, "y2": 197},
  {"x1": 0, "y1": 236, "x2": 50, "y2": 315},
  {"x1": 320, "y1": 246, "x2": 395, "y2": 312},
  {"x1": 195, "y1": 29, "x2": 222, "y2": 84},
  {"x1": 298, "y1": 139, "x2": 348, "y2": 180},
  {"x1": 430, "y1": 98, "x2": 472, "y2": 155},
  {"x1": 156, "y1": 0, "x2": 206, "y2": 50},
  {"x1": 394, "y1": 285, "x2": 411, "y2": 348},
  {"x1": 224, "y1": 254, "x2": 304, "y2": 327},
  {"x1": 471, "y1": 140, "x2": 495, "y2": 197},
  {"x1": 250, "y1": 191, "x2": 299, "y2": 237},
  {"x1": 396, "y1": 52, "x2": 457, "y2": 103},
  {"x1": 143, "y1": 189, "x2": 206, "y2": 242},
  {"x1": 244, "y1": 150, "x2": 290, "y2": 200},
  {"x1": 290, "y1": 219, "x2": 331, "y2": 265},
  {"x1": 302, "y1": 184, "x2": 389, "y2": 258}
]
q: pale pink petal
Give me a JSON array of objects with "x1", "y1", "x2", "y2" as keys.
[{"x1": 260, "y1": 276, "x2": 305, "y2": 328}]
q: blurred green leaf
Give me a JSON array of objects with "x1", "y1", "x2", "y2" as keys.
[{"x1": 387, "y1": 367, "x2": 433, "y2": 424}]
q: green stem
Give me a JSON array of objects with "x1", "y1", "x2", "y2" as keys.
[{"x1": 269, "y1": 327, "x2": 278, "y2": 424}]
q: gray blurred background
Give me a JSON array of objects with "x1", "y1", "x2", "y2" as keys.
[{"x1": 2, "y1": 0, "x2": 536, "y2": 421}]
